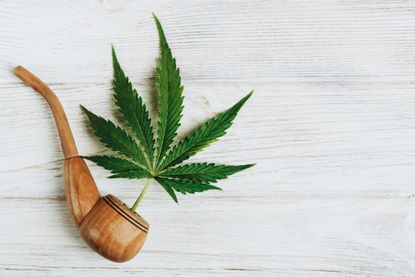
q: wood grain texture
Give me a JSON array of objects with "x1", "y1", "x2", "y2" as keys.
[
  {"x1": 80, "y1": 195, "x2": 149, "y2": 262},
  {"x1": 64, "y1": 156, "x2": 101, "y2": 226},
  {"x1": 1, "y1": 0, "x2": 415, "y2": 276}
]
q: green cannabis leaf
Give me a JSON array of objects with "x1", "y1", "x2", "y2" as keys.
[{"x1": 81, "y1": 15, "x2": 254, "y2": 211}]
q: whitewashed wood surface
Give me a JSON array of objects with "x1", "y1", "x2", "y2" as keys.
[{"x1": 1, "y1": 0, "x2": 415, "y2": 276}]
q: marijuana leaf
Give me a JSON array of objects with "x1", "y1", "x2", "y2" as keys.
[
  {"x1": 155, "y1": 177, "x2": 221, "y2": 203},
  {"x1": 80, "y1": 106, "x2": 149, "y2": 170},
  {"x1": 154, "y1": 15, "x2": 184, "y2": 165},
  {"x1": 159, "y1": 163, "x2": 255, "y2": 183},
  {"x1": 157, "y1": 91, "x2": 253, "y2": 170},
  {"x1": 81, "y1": 14, "x2": 254, "y2": 211},
  {"x1": 84, "y1": 155, "x2": 149, "y2": 179},
  {"x1": 112, "y1": 47, "x2": 155, "y2": 169}
]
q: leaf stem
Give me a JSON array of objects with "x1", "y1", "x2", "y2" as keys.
[{"x1": 131, "y1": 178, "x2": 152, "y2": 212}]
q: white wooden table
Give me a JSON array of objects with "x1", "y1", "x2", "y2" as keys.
[{"x1": 1, "y1": 1, "x2": 415, "y2": 276}]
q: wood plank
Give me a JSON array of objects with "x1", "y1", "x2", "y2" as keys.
[
  {"x1": 0, "y1": 0, "x2": 415, "y2": 83},
  {"x1": 1, "y1": 81, "x2": 415, "y2": 199},
  {"x1": 1, "y1": 198, "x2": 415, "y2": 276}
]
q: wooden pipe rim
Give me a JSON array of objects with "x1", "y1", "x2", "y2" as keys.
[{"x1": 103, "y1": 195, "x2": 149, "y2": 233}]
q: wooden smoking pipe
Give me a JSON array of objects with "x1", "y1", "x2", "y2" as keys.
[{"x1": 14, "y1": 66, "x2": 149, "y2": 262}]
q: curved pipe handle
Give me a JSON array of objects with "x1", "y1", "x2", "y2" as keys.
[
  {"x1": 14, "y1": 66, "x2": 79, "y2": 159},
  {"x1": 14, "y1": 66, "x2": 101, "y2": 226}
]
